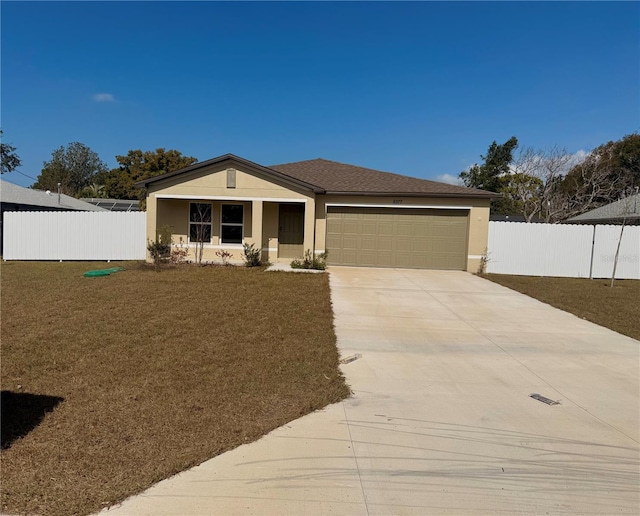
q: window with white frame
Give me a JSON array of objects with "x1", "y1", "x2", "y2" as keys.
[
  {"x1": 189, "y1": 203, "x2": 212, "y2": 243},
  {"x1": 221, "y1": 204, "x2": 243, "y2": 244}
]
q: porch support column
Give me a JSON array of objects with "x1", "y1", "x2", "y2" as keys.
[
  {"x1": 146, "y1": 194, "x2": 157, "y2": 262},
  {"x1": 252, "y1": 200, "x2": 263, "y2": 257},
  {"x1": 303, "y1": 198, "x2": 315, "y2": 255}
]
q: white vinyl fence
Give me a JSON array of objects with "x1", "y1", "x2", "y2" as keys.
[
  {"x1": 487, "y1": 221, "x2": 640, "y2": 279},
  {"x1": 3, "y1": 211, "x2": 147, "y2": 261}
]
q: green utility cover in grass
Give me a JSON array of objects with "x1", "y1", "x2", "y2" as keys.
[{"x1": 83, "y1": 267, "x2": 125, "y2": 277}]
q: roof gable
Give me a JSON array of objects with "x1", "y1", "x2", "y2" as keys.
[{"x1": 135, "y1": 154, "x2": 321, "y2": 193}]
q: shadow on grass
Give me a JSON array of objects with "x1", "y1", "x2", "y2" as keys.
[{"x1": 1, "y1": 390, "x2": 64, "y2": 450}]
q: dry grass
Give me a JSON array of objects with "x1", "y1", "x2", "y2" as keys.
[
  {"x1": 1, "y1": 262, "x2": 350, "y2": 516},
  {"x1": 483, "y1": 274, "x2": 640, "y2": 341}
]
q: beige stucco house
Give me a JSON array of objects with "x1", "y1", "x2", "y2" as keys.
[{"x1": 137, "y1": 154, "x2": 494, "y2": 271}]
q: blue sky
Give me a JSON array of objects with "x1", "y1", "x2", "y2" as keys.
[{"x1": 2, "y1": 1, "x2": 638, "y2": 188}]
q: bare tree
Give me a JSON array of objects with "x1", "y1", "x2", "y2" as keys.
[
  {"x1": 190, "y1": 203, "x2": 211, "y2": 264},
  {"x1": 509, "y1": 146, "x2": 573, "y2": 222},
  {"x1": 509, "y1": 145, "x2": 635, "y2": 223},
  {"x1": 559, "y1": 150, "x2": 635, "y2": 223}
]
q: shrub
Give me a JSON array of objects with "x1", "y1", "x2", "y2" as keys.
[
  {"x1": 216, "y1": 249, "x2": 233, "y2": 266},
  {"x1": 290, "y1": 250, "x2": 327, "y2": 270},
  {"x1": 242, "y1": 243, "x2": 262, "y2": 267},
  {"x1": 170, "y1": 237, "x2": 189, "y2": 264},
  {"x1": 147, "y1": 225, "x2": 174, "y2": 268},
  {"x1": 147, "y1": 240, "x2": 171, "y2": 268}
]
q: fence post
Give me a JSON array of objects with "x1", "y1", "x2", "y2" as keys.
[{"x1": 588, "y1": 225, "x2": 596, "y2": 280}]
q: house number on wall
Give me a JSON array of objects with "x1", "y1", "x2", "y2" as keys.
[{"x1": 392, "y1": 199, "x2": 403, "y2": 204}]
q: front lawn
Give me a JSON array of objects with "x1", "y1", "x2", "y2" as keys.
[
  {"x1": 483, "y1": 274, "x2": 640, "y2": 341},
  {"x1": 1, "y1": 262, "x2": 350, "y2": 516}
]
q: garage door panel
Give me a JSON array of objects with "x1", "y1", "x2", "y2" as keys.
[
  {"x1": 361, "y1": 237, "x2": 377, "y2": 251},
  {"x1": 343, "y1": 221, "x2": 359, "y2": 234},
  {"x1": 326, "y1": 207, "x2": 468, "y2": 270},
  {"x1": 396, "y1": 237, "x2": 412, "y2": 252},
  {"x1": 361, "y1": 222, "x2": 377, "y2": 236},
  {"x1": 412, "y1": 239, "x2": 428, "y2": 252},
  {"x1": 378, "y1": 221, "x2": 394, "y2": 236},
  {"x1": 341, "y1": 250, "x2": 358, "y2": 265},
  {"x1": 397, "y1": 222, "x2": 412, "y2": 236},
  {"x1": 378, "y1": 238, "x2": 393, "y2": 251},
  {"x1": 359, "y1": 250, "x2": 378, "y2": 266}
]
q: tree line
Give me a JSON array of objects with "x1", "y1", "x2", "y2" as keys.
[
  {"x1": 30, "y1": 144, "x2": 198, "y2": 201},
  {"x1": 2, "y1": 131, "x2": 639, "y2": 220},
  {"x1": 1, "y1": 133, "x2": 197, "y2": 203},
  {"x1": 460, "y1": 134, "x2": 640, "y2": 222}
]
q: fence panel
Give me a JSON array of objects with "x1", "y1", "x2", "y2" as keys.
[
  {"x1": 487, "y1": 221, "x2": 593, "y2": 277},
  {"x1": 487, "y1": 221, "x2": 640, "y2": 279},
  {"x1": 3, "y1": 211, "x2": 147, "y2": 261},
  {"x1": 591, "y1": 225, "x2": 640, "y2": 280}
]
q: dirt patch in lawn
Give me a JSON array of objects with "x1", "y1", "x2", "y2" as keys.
[
  {"x1": 483, "y1": 274, "x2": 640, "y2": 341},
  {"x1": 1, "y1": 262, "x2": 350, "y2": 516}
]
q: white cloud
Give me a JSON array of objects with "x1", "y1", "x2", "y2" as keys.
[
  {"x1": 567, "y1": 149, "x2": 589, "y2": 167},
  {"x1": 92, "y1": 93, "x2": 115, "y2": 102},
  {"x1": 435, "y1": 173, "x2": 463, "y2": 186},
  {"x1": 509, "y1": 148, "x2": 590, "y2": 176}
]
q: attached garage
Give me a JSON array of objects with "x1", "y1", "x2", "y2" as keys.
[{"x1": 326, "y1": 207, "x2": 469, "y2": 269}]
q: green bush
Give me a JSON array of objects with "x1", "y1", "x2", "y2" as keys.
[
  {"x1": 147, "y1": 240, "x2": 171, "y2": 267},
  {"x1": 147, "y1": 225, "x2": 173, "y2": 267},
  {"x1": 290, "y1": 250, "x2": 327, "y2": 270},
  {"x1": 242, "y1": 243, "x2": 262, "y2": 267}
]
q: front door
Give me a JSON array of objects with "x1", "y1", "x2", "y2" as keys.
[{"x1": 278, "y1": 204, "x2": 304, "y2": 258}]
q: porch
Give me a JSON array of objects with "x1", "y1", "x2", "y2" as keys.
[{"x1": 152, "y1": 197, "x2": 316, "y2": 264}]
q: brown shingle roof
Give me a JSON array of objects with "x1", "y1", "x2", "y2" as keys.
[
  {"x1": 270, "y1": 158, "x2": 493, "y2": 198},
  {"x1": 136, "y1": 153, "x2": 494, "y2": 199}
]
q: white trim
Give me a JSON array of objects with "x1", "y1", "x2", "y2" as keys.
[
  {"x1": 198, "y1": 244, "x2": 244, "y2": 250},
  {"x1": 325, "y1": 203, "x2": 472, "y2": 210},
  {"x1": 262, "y1": 248, "x2": 278, "y2": 252},
  {"x1": 467, "y1": 255, "x2": 484, "y2": 259},
  {"x1": 156, "y1": 194, "x2": 307, "y2": 203},
  {"x1": 314, "y1": 249, "x2": 325, "y2": 254}
]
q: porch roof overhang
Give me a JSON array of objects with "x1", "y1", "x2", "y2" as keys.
[{"x1": 154, "y1": 194, "x2": 307, "y2": 203}]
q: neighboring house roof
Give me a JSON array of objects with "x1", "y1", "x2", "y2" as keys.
[
  {"x1": 136, "y1": 154, "x2": 494, "y2": 199},
  {"x1": 0, "y1": 179, "x2": 107, "y2": 211},
  {"x1": 80, "y1": 198, "x2": 141, "y2": 212},
  {"x1": 566, "y1": 193, "x2": 640, "y2": 224},
  {"x1": 489, "y1": 214, "x2": 546, "y2": 223}
]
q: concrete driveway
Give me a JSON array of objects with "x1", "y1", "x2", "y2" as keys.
[{"x1": 105, "y1": 267, "x2": 639, "y2": 515}]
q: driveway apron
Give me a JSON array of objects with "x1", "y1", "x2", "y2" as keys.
[{"x1": 104, "y1": 267, "x2": 639, "y2": 515}]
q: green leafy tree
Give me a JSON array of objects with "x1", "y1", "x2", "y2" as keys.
[
  {"x1": 80, "y1": 183, "x2": 107, "y2": 198},
  {"x1": 33, "y1": 142, "x2": 108, "y2": 196},
  {"x1": 0, "y1": 130, "x2": 22, "y2": 174},
  {"x1": 100, "y1": 148, "x2": 198, "y2": 201},
  {"x1": 460, "y1": 136, "x2": 519, "y2": 215}
]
